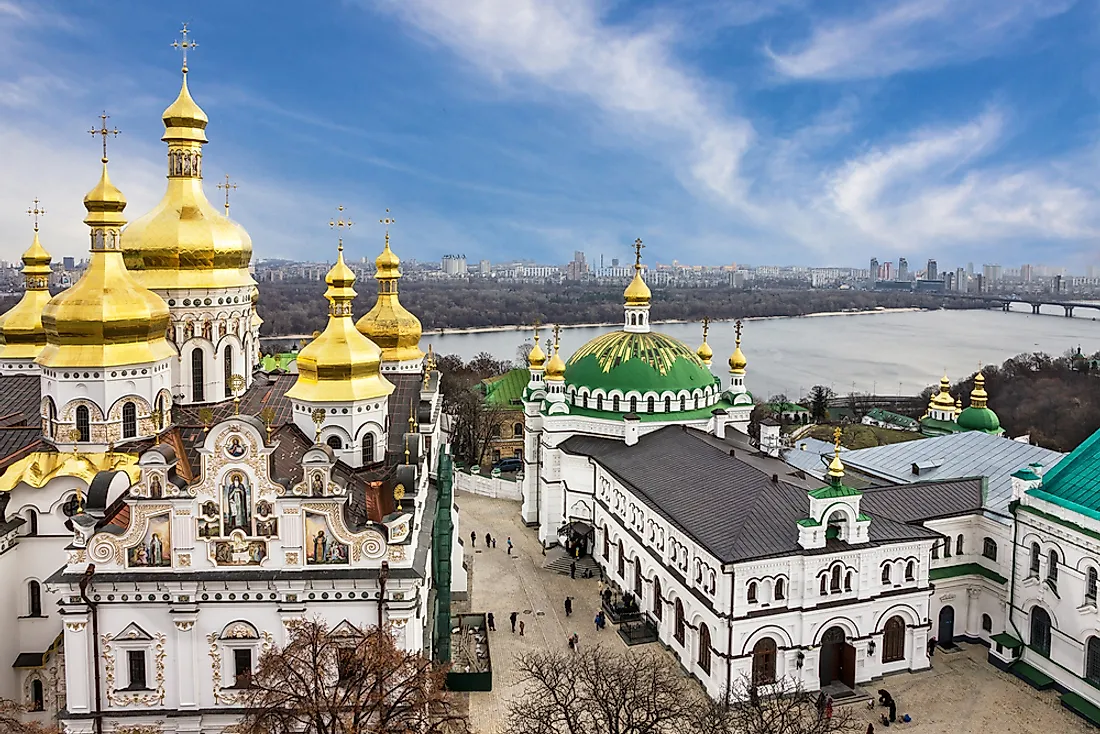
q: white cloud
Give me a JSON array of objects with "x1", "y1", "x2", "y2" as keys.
[{"x1": 768, "y1": 0, "x2": 1075, "y2": 81}]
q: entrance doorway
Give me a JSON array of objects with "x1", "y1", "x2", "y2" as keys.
[
  {"x1": 819, "y1": 626, "x2": 856, "y2": 688},
  {"x1": 938, "y1": 605, "x2": 955, "y2": 647},
  {"x1": 559, "y1": 521, "x2": 594, "y2": 558}
]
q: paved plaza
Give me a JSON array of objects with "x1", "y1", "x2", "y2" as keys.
[{"x1": 456, "y1": 492, "x2": 1095, "y2": 734}]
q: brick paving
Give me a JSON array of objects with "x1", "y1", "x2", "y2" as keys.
[{"x1": 455, "y1": 493, "x2": 1094, "y2": 734}]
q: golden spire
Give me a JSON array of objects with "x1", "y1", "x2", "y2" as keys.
[
  {"x1": 624, "y1": 237, "x2": 651, "y2": 306},
  {"x1": 827, "y1": 426, "x2": 845, "y2": 481},
  {"x1": 217, "y1": 174, "x2": 237, "y2": 216},
  {"x1": 545, "y1": 324, "x2": 566, "y2": 381},
  {"x1": 954, "y1": 397, "x2": 962, "y2": 416},
  {"x1": 970, "y1": 369, "x2": 989, "y2": 410},
  {"x1": 356, "y1": 209, "x2": 424, "y2": 363},
  {"x1": 0, "y1": 202, "x2": 54, "y2": 361},
  {"x1": 927, "y1": 372, "x2": 956, "y2": 414},
  {"x1": 728, "y1": 319, "x2": 747, "y2": 374},
  {"x1": 696, "y1": 316, "x2": 713, "y2": 366},
  {"x1": 528, "y1": 319, "x2": 546, "y2": 370}
]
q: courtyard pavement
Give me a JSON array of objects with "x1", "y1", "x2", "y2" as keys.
[{"x1": 455, "y1": 492, "x2": 1094, "y2": 734}]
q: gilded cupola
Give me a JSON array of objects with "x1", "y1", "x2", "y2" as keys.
[
  {"x1": 527, "y1": 322, "x2": 546, "y2": 370},
  {"x1": 355, "y1": 213, "x2": 425, "y2": 366},
  {"x1": 728, "y1": 320, "x2": 747, "y2": 375},
  {"x1": 287, "y1": 243, "x2": 395, "y2": 404},
  {"x1": 38, "y1": 151, "x2": 174, "y2": 369},
  {"x1": 0, "y1": 203, "x2": 54, "y2": 363},
  {"x1": 926, "y1": 373, "x2": 956, "y2": 414},
  {"x1": 545, "y1": 326, "x2": 566, "y2": 382},
  {"x1": 120, "y1": 29, "x2": 255, "y2": 291},
  {"x1": 696, "y1": 317, "x2": 713, "y2": 367}
]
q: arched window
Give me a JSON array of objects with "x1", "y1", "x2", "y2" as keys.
[
  {"x1": 647, "y1": 397, "x2": 655, "y2": 413},
  {"x1": 844, "y1": 571, "x2": 852, "y2": 592},
  {"x1": 819, "y1": 576, "x2": 827, "y2": 596},
  {"x1": 326, "y1": 435, "x2": 343, "y2": 450},
  {"x1": 602, "y1": 528, "x2": 609, "y2": 561},
  {"x1": 490, "y1": 424, "x2": 501, "y2": 439},
  {"x1": 830, "y1": 565, "x2": 841, "y2": 592},
  {"x1": 943, "y1": 538, "x2": 952, "y2": 558},
  {"x1": 747, "y1": 582, "x2": 758, "y2": 603},
  {"x1": 224, "y1": 347, "x2": 234, "y2": 398},
  {"x1": 775, "y1": 578, "x2": 785, "y2": 600},
  {"x1": 362, "y1": 433, "x2": 375, "y2": 464},
  {"x1": 156, "y1": 394, "x2": 166, "y2": 430},
  {"x1": 881, "y1": 566, "x2": 891, "y2": 585},
  {"x1": 45, "y1": 399, "x2": 56, "y2": 439},
  {"x1": 75, "y1": 405, "x2": 90, "y2": 442},
  {"x1": 1029, "y1": 543, "x2": 1040, "y2": 576},
  {"x1": 582, "y1": 394, "x2": 588, "y2": 408},
  {"x1": 905, "y1": 560, "x2": 915, "y2": 581},
  {"x1": 956, "y1": 534, "x2": 964, "y2": 555},
  {"x1": 192, "y1": 348, "x2": 205, "y2": 402},
  {"x1": 932, "y1": 541, "x2": 940, "y2": 560},
  {"x1": 698, "y1": 623, "x2": 712, "y2": 674},
  {"x1": 983, "y1": 538, "x2": 998, "y2": 561},
  {"x1": 28, "y1": 580, "x2": 41, "y2": 617},
  {"x1": 617, "y1": 540, "x2": 624, "y2": 578},
  {"x1": 514, "y1": 422, "x2": 523, "y2": 437},
  {"x1": 634, "y1": 560, "x2": 643, "y2": 597},
  {"x1": 674, "y1": 599, "x2": 685, "y2": 644},
  {"x1": 613, "y1": 396, "x2": 620, "y2": 413},
  {"x1": 25, "y1": 509, "x2": 37, "y2": 536},
  {"x1": 664, "y1": 396, "x2": 671, "y2": 412},
  {"x1": 630, "y1": 396, "x2": 637, "y2": 413},
  {"x1": 882, "y1": 616, "x2": 905, "y2": 663},
  {"x1": 1088, "y1": 568, "x2": 1098, "y2": 604},
  {"x1": 751, "y1": 638, "x2": 776, "y2": 686},
  {"x1": 1087, "y1": 637, "x2": 1100, "y2": 685},
  {"x1": 29, "y1": 679, "x2": 43, "y2": 712},
  {"x1": 680, "y1": 395, "x2": 686, "y2": 411},
  {"x1": 982, "y1": 614, "x2": 993, "y2": 632},
  {"x1": 596, "y1": 395, "x2": 603, "y2": 411},
  {"x1": 122, "y1": 401, "x2": 137, "y2": 439},
  {"x1": 653, "y1": 577, "x2": 662, "y2": 620},
  {"x1": 1030, "y1": 607, "x2": 1052, "y2": 657},
  {"x1": 1047, "y1": 550, "x2": 1059, "y2": 584}
]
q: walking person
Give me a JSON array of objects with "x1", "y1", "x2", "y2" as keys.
[
  {"x1": 825, "y1": 696, "x2": 834, "y2": 721},
  {"x1": 927, "y1": 636, "x2": 937, "y2": 658},
  {"x1": 492, "y1": 537, "x2": 497, "y2": 549},
  {"x1": 568, "y1": 635, "x2": 575, "y2": 652},
  {"x1": 570, "y1": 560, "x2": 576, "y2": 579},
  {"x1": 470, "y1": 530, "x2": 476, "y2": 547},
  {"x1": 571, "y1": 632, "x2": 579, "y2": 651},
  {"x1": 507, "y1": 537, "x2": 513, "y2": 555},
  {"x1": 867, "y1": 724, "x2": 875, "y2": 734},
  {"x1": 564, "y1": 597, "x2": 573, "y2": 617},
  {"x1": 487, "y1": 612, "x2": 495, "y2": 632},
  {"x1": 816, "y1": 692, "x2": 826, "y2": 721},
  {"x1": 485, "y1": 532, "x2": 491, "y2": 548},
  {"x1": 519, "y1": 619, "x2": 525, "y2": 636},
  {"x1": 509, "y1": 611, "x2": 518, "y2": 633}
]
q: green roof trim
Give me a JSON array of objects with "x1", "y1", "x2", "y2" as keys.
[
  {"x1": 1016, "y1": 502, "x2": 1100, "y2": 543},
  {"x1": 920, "y1": 416, "x2": 964, "y2": 435},
  {"x1": 857, "y1": 513, "x2": 871, "y2": 522},
  {"x1": 1061, "y1": 691, "x2": 1100, "y2": 727},
  {"x1": 565, "y1": 330, "x2": 719, "y2": 394},
  {"x1": 1011, "y1": 661, "x2": 1055, "y2": 688},
  {"x1": 1012, "y1": 469, "x2": 1040, "y2": 481},
  {"x1": 991, "y1": 632, "x2": 1023, "y2": 649},
  {"x1": 561, "y1": 399, "x2": 735, "y2": 422},
  {"x1": 797, "y1": 517, "x2": 821, "y2": 527},
  {"x1": 482, "y1": 368, "x2": 528, "y2": 409},
  {"x1": 766, "y1": 402, "x2": 809, "y2": 413},
  {"x1": 1032, "y1": 426, "x2": 1100, "y2": 514},
  {"x1": 865, "y1": 408, "x2": 919, "y2": 428},
  {"x1": 808, "y1": 483, "x2": 862, "y2": 499},
  {"x1": 928, "y1": 562, "x2": 1007, "y2": 585}
]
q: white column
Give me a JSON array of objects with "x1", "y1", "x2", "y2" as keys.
[
  {"x1": 62, "y1": 614, "x2": 92, "y2": 714},
  {"x1": 173, "y1": 615, "x2": 199, "y2": 708},
  {"x1": 965, "y1": 586, "x2": 982, "y2": 637}
]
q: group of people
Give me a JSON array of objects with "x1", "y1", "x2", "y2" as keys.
[
  {"x1": 471, "y1": 530, "x2": 513, "y2": 555},
  {"x1": 874, "y1": 689, "x2": 907, "y2": 727}
]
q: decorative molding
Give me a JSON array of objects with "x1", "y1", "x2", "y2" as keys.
[
  {"x1": 65, "y1": 622, "x2": 87, "y2": 632},
  {"x1": 103, "y1": 632, "x2": 166, "y2": 707},
  {"x1": 285, "y1": 551, "x2": 299, "y2": 565},
  {"x1": 67, "y1": 549, "x2": 87, "y2": 565},
  {"x1": 174, "y1": 620, "x2": 195, "y2": 631},
  {"x1": 177, "y1": 553, "x2": 191, "y2": 568}
]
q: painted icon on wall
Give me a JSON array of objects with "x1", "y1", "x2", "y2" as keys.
[
  {"x1": 127, "y1": 513, "x2": 171, "y2": 567},
  {"x1": 305, "y1": 512, "x2": 348, "y2": 565}
]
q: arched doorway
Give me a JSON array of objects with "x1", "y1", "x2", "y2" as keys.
[
  {"x1": 938, "y1": 605, "x2": 955, "y2": 647},
  {"x1": 818, "y1": 626, "x2": 855, "y2": 688},
  {"x1": 1030, "y1": 607, "x2": 1052, "y2": 657}
]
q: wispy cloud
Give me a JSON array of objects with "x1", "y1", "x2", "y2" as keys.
[{"x1": 767, "y1": 0, "x2": 1075, "y2": 81}]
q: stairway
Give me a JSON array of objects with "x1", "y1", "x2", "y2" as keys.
[{"x1": 543, "y1": 549, "x2": 602, "y2": 577}]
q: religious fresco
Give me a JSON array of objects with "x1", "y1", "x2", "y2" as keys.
[
  {"x1": 256, "y1": 518, "x2": 278, "y2": 537},
  {"x1": 127, "y1": 513, "x2": 171, "y2": 567},
  {"x1": 223, "y1": 471, "x2": 252, "y2": 534},
  {"x1": 213, "y1": 534, "x2": 267, "y2": 566},
  {"x1": 310, "y1": 472, "x2": 325, "y2": 496},
  {"x1": 226, "y1": 436, "x2": 246, "y2": 458},
  {"x1": 149, "y1": 475, "x2": 163, "y2": 499},
  {"x1": 305, "y1": 512, "x2": 348, "y2": 565}
]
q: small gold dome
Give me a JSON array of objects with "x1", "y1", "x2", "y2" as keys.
[
  {"x1": 356, "y1": 234, "x2": 424, "y2": 364},
  {"x1": 546, "y1": 349, "x2": 567, "y2": 381},
  {"x1": 161, "y1": 71, "x2": 208, "y2": 143},
  {"x1": 375, "y1": 238, "x2": 401, "y2": 278},
  {"x1": 528, "y1": 332, "x2": 546, "y2": 370},
  {"x1": 954, "y1": 398, "x2": 962, "y2": 416},
  {"x1": 696, "y1": 340, "x2": 713, "y2": 366},
  {"x1": 0, "y1": 229, "x2": 54, "y2": 360},
  {"x1": 927, "y1": 373, "x2": 956, "y2": 413},
  {"x1": 624, "y1": 268, "x2": 651, "y2": 306},
  {"x1": 39, "y1": 162, "x2": 174, "y2": 369},
  {"x1": 728, "y1": 345, "x2": 747, "y2": 374}
]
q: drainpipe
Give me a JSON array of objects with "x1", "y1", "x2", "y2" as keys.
[
  {"x1": 725, "y1": 567, "x2": 735, "y2": 708},
  {"x1": 379, "y1": 560, "x2": 390, "y2": 628},
  {"x1": 78, "y1": 564, "x2": 102, "y2": 734},
  {"x1": 1007, "y1": 501, "x2": 1026, "y2": 648}
]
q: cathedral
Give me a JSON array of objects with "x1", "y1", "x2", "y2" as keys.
[{"x1": 0, "y1": 32, "x2": 457, "y2": 734}]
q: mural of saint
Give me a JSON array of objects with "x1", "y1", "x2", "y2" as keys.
[
  {"x1": 149, "y1": 475, "x2": 162, "y2": 499},
  {"x1": 305, "y1": 513, "x2": 348, "y2": 565},
  {"x1": 227, "y1": 437, "x2": 246, "y2": 458},
  {"x1": 311, "y1": 472, "x2": 324, "y2": 496},
  {"x1": 198, "y1": 520, "x2": 220, "y2": 538},
  {"x1": 127, "y1": 514, "x2": 171, "y2": 568},
  {"x1": 256, "y1": 518, "x2": 278, "y2": 537},
  {"x1": 224, "y1": 472, "x2": 251, "y2": 534}
]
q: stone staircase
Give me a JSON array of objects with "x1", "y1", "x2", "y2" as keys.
[{"x1": 543, "y1": 549, "x2": 602, "y2": 577}]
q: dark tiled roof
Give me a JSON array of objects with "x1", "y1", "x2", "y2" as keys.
[
  {"x1": 561, "y1": 426, "x2": 944, "y2": 564},
  {"x1": 0, "y1": 374, "x2": 40, "y2": 427},
  {"x1": 0, "y1": 427, "x2": 43, "y2": 465},
  {"x1": 860, "y1": 478, "x2": 985, "y2": 524}
]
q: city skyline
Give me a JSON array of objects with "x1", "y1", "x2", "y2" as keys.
[{"x1": 2, "y1": 2, "x2": 1099, "y2": 268}]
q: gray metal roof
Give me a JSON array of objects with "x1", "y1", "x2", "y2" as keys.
[
  {"x1": 842, "y1": 431, "x2": 1063, "y2": 520},
  {"x1": 782, "y1": 437, "x2": 847, "y2": 481}
]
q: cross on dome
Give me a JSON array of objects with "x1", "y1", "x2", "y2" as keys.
[
  {"x1": 88, "y1": 112, "x2": 120, "y2": 163},
  {"x1": 217, "y1": 174, "x2": 237, "y2": 216},
  {"x1": 330, "y1": 205, "x2": 353, "y2": 247},
  {"x1": 27, "y1": 198, "x2": 45, "y2": 231},
  {"x1": 632, "y1": 237, "x2": 645, "y2": 270},
  {"x1": 172, "y1": 23, "x2": 198, "y2": 72}
]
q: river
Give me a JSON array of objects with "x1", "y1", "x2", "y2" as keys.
[{"x1": 417, "y1": 306, "x2": 1100, "y2": 400}]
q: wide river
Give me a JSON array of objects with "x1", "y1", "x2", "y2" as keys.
[{"x1": 418, "y1": 306, "x2": 1100, "y2": 400}]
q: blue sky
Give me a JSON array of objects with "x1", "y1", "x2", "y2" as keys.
[{"x1": 1, "y1": 0, "x2": 1098, "y2": 270}]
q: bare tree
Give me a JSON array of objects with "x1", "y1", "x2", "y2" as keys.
[
  {"x1": 696, "y1": 676, "x2": 858, "y2": 734},
  {"x1": 506, "y1": 647, "x2": 705, "y2": 734},
  {"x1": 237, "y1": 618, "x2": 468, "y2": 734},
  {"x1": 0, "y1": 698, "x2": 59, "y2": 734}
]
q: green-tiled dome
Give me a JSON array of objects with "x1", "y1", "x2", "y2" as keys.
[
  {"x1": 565, "y1": 330, "x2": 717, "y2": 395},
  {"x1": 956, "y1": 405, "x2": 1001, "y2": 433}
]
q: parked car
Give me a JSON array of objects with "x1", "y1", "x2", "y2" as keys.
[{"x1": 493, "y1": 458, "x2": 523, "y2": 473}]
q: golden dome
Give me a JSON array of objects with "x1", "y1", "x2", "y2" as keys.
[
  {"x1": 38, "y1": 161, "x2": 174, "y2": 369},
  {"x1": 927, "y1": 373, "x2": 956, "y2": 412},
  {"x1": 624, "y1": 267, "x2": 651, "y2": 306},
  {"x1": 287, "y1": 245, "x2": 395, "y2": 403},
  {"x1": 970, "y1": 371, "x2": 989, "y2": 408},
  {"x1": 527, "y1": 324, "x2": 546, "y2": 370},
  {"x1": 121, "y1": 69, "x2": 255, "y2": 291},
  {"x1": 355, "y1": 232, "x2": 424, "y2": 364},
  {"x1": 545, "y1": 329, "x2": 566, "y2": 381},
  {"x1": 954, "y1": 398, "x2": 962, "y2": 416},
  {"x1": 728, "y1": 345, "x2": 747, "y2": 374},
  {"x1": 826, "y1": 428, "x2": 845, "y2": 481},
  {"x1": 696, "y1": 340, "x2": 713, "y2": 366},
  {"x1": 0, "y1": 228, "x2": 54, "y2": 360}
]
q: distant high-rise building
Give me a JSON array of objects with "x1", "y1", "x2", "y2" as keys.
[
  {"x1": 955, "y1": 267, "x2": 967, "y2": 293},
  {"x1": 869, "y1": 257, "x2": 879, "y2": 283},
  {"x1": 944, "y1": 271, "x2": 954, "y2": 291},
  {"x1": 441, "y1": 255, "x2": 468, "y2": 276},
  {"x1": 897, "y1": 258, "x2": 909, "y2": 282},
  {"x1": 982, "y1": 264, "x2": 1002, "y2": 284},
  {"x1": 566, "y1": 250, "x2": 588, "y2": 280},
  {"x1": 479, "y1": 259, "x2": 491, "y2": 275},
  {"x1": 881, "y1": 261, "x2": 893, "y2": 281},
  {"x1": 975, "y1": 274, "x2": 984, "y2": 293},
  {"x1": 62, "y1": 256, "x2": 76, "y2": 271},
  {"x1": 1021, "y1": 263, "x2": 1033, "y2": 283},
  {"x1": 926, "y1": 259, "x2": 938, "y2": 282},
  {"x1": 611, "y1": 258, "x2": 620, "y2": 268}
]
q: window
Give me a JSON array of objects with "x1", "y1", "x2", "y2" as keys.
[
  {"x1": 362, "y1": 433, "x2": 375, "y2": 464},
  {"x1": 664, "y1": 396, "x2": 671, "y2": 412},
  {"x1": 29, "y1": 679, "x2": 43, "y2": 711},
  {"x1": 192, "y1": 348, "x2": 205, "y2": 402},
  {"x1": 337, "y1": 647, "x2": 356, "y2": 685},
  {"x1": 634, "y1": 560, "x2": 643, "y2": 597},
  {"x1": 647, "y1": 396, "x2": 655, "y2": 413},
  {"x1": 127, "y1": 650, "x2": 147, "y2": 689},
  {"x1": 224, "y1": 347, "x2": 233, "y2": 398},
  {"x1": 653, "y1": 577, "x2": 662, "y2": 620},
  {"x1": 602, "y1": 528, "x2": 609, "y2": 561},
  {"x1": 1087, "y1": 637, "x2": 1100, "y2": 685},
  {"x1": 630, "y1": 396, "x2": 637, "y2": 413},
  {"x1": 27, "y1": 581, "x2": 41, "y2": 617},
  {"x1": 844, "y1": 571, "x2": 852, "y2": 592},
  {"x1": 326, "y1": 435, "x2": 343, "y2": 451},
  {"x1": 617, "y1": 540, "x2": 624, "y2": 578},
  {"x1": 1047, "y1": 550, "x2": 1059, "y2": 584},
  {"x1": 613, "y1": 396, "x2": 620, "y2": 413},
  {"x1": 45, "y1": 399, "x2": 56, "y2": 438},
  {"x1": 122, "y1": 401, "x2": 137, "y2": 439},
  {"x1": 775, "y1": 578, "x2": 785, "y2": 600},
  {"x1": 751, "y1": 638, "x2": 777, "y2": 686},
  {"x1": 982, "y1": 614, "x2": 993, "y2": 632},
  {"x1": 514, "y1": 422, "x2": 523, "y2": 437},
  {"x1": 747, "y1": 582, "x2": 758, "y2": 603},
  {"x1": 1029, "y1": 543, "x2": 1040, "y2": 576},
  {"x1": 596, "y1": 395, "x2": 603, "y2": 411},
  {"x1": 882, "y1": 616, "x2": 905, "y2": 663},
  {"x1": 830, "y1": 566, "x2": 841, "y2": 592},
  {"x1": 490, "y1": 424, "x2": 501, "y2": 439},
  {"x1": 1030, "y1": 607, "x2": 1052, "y2": 657},
  {"x1": 75, "y1": 406, "x2": 90, "y2": 442},
  {"x1": 680, "y1": 396, "x2": 686, "y2": 411},
  {"x1": 1088, "y1": 568, "x2": 1098, "y2": 604},
  {"x1": 932, "y1": 541, "x2": 940, "y2": 560},
  {"x1": 881, "y1": 566, "x2": 891, "y2": 585},
  {"x1": 233, "y1": 648, "x2": 253, "y2": 687},
  {"x1": 819, "y1": 576, "x2": 827, "y2": 596},
  {"x1": 674, "y1": 599, "x2": 685, "y2": 644},
  {"x1": 956, "y1": 534, "x2": 964, "y2": 555},
  {"x1": 698, "y1": 623, "x2": 712, "y2": 674},
  {"x1": 905, "y1": 561, "x2": 915, "y2": 581},
  {"x1": 943, "y1": 538, "x2": 951, "y2": 558},
  {"x1": 983, "y1": 538, "x2": 998, "y2": 561},
  {"x1": 25, "y1": 509, "x2": 37, "y2": 537},
  {"x1": 156, "y1": 394, "x2": 166, "y2": 430}
]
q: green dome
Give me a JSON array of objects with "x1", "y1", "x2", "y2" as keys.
[
  {"x1": 956, "y1": 405, "x2": 1001, "y2": 433},
  {"x1": 565, "y1": 330, "x2": 717, "y2": 396}
]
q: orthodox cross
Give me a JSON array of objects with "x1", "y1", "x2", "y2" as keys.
[
  {"x1": 734, "y1": 319, "x2": 743, "y2": 344},
  {"x1": 632, "y1": 238, "x2": 645, "y2": 268},
  {"x1": 833, "y1": 426, "x2": 843, "y2": 452},
  {"x1": 88, "y1": 112, "x2": 120, "y2": 162},
  {"x1": 172, "y1": 23, "x2": 197, "y2": 71},
  {"x1": 380, "y1": 208, "x2": 395, "y2": 245},
  {"x1": 27, "y1": 198, "x2": 45, "y2": 231},
  {"x1": 260, "y1": 407, "x2": 276, "y2": 440},
  {"x1": 198, "y1": 407, "x2": 214, "y2": 433},
  {"x1": 552, "y1": 323, "x2": 562, "y2": 351},
  {"x1": 217, "y1": 174, "x2": 237, "y2": 216},
  {"x1": 229, "y1": 374, "x2": 246, "y2": 415},
  {"x1": 330, "y1": 205, "x2": 353, "y2": 247},
  {"x1": 394, "y1": 483, "x2": 406, "y2": 512},
  {"x1": 311, "y1": 408, "x2": 326, "y2": 443},
  {"x1": 701, "y1": 316, "x2": 710, "y2": 343}
]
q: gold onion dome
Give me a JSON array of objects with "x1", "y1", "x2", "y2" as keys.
[
  {"x1": 826, "y1": 428, "x2": 845, "y2": 481},
  {"x1": 728, "y1": 344, "x2": 747, "y2": 374},
  {"x1": 287, "y1": 245, "x2": 395, "y2": 403},
  {"x1": 39, "y1": 161, "x2": 174, "y2": 368},
  {"x1": 545, "y1": 331, "x2": 566, "y2": 381},
  {"x1": 954, "y1": 398, "x2": 962, "y2": 416},
  {"x1": 355, "y1": 231, "x2": 424, "y2": 363},
  {"x1": 696, "y1": 319, "x2": 713, "y2": 366},
  {"x1": 528, "y1": 326, "x2": 546, "y2": 370},
  {"x1": 0, "y1": 226, "x2": 54, "y2": 360},
  {"x1": 927, "y1": 373, "x2": 956, "y2": 412},
  {"x1": 121, "y1": 67, "x2": 255, "y2": 290},
  {"x1": 624, "y1": 266, "x2": 651, "y2": 306}
]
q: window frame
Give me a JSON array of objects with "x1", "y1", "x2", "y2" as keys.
[
  {"x1": 698, "y1": 623, "x2": 712, "y2": 675},
  {"x1": 126, "y1": 649, "x2": 149, "y2": 691},
  {"x1": 122, "y1": 401, "x2": 137, "y2": 439},
  {"x1": 982, "y1": 537, "x2": 998, "y2": 561},
  {"x1": 751, "y1": 638, "x2": 777, "y2": 686},
  {"x1": 881, "y1": 615, "x2": 906, "y2": 663}
]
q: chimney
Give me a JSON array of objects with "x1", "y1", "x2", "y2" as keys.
[
  {"x1": 624, "y1": 414, "x2": 640, "y2": 446},
  {"x1": 712, "y1": 408, "x2": 728, "y2": 438}
]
